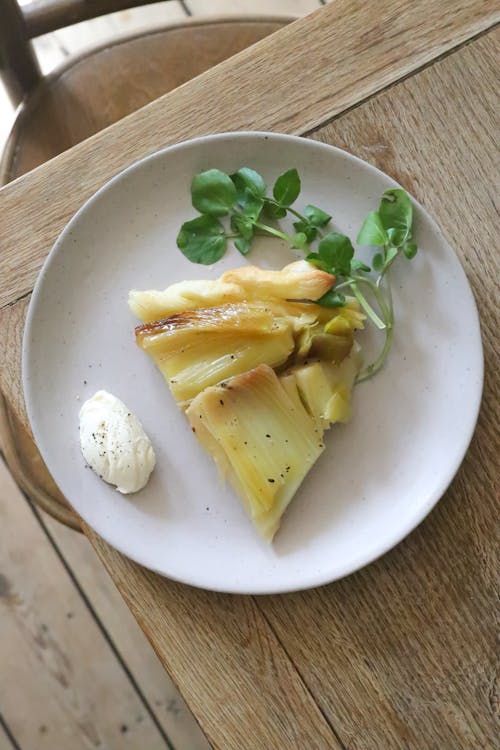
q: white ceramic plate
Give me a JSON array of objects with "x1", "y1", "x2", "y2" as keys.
[{"x1": 23, "y1": 132, "x2": 483, "y2": 594}]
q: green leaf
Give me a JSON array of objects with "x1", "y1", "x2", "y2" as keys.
[
  {"x1": 317, "y1": 232, "x2": 355, "y2": 276},
  {"x1": 386, "y1": 227, "x2": 403, "y2": 246},
  {"x1": 403, "y1": 241, "x2": 418, "y2": 259},
  {"x1": 262, "y1": 199, "x2": 287, "y2": 219},
  {"x1": 306, "y1": 252, "x2": 330, "y2": 273},
  {"x1": 234, "y1": 237, "x2": 252, "y2": 255},
  {"x1": 240, "y1": 189, "x2": 264, "y2": 221},
  {"x1": 231, "y1": 213, "x2": 254, "y2": 256},
  {"x1": 351, "y1": 258, "x2": 371, "y2": 272},
  {"x1": 357, "y1": 211, "x2": 388, "y2": 247},
  {"x1": 273, "y1": 168, "x2": 301, "y2": 207},
  {"x1": 372, "y1": 252, "x2": 384, "y2": 271},
  {"x1": 177, "y1": 215, "x2": 227, "y2": 264},
  {"x1": 293, "y1": 220, "x2": 317, "y2": 242},
  {"x1": 292, "y1": 205, "x2": 330, "y2": 241},
  {"x1": 230, "y1": 167, "x2": 266, "y2": 201},
  {"x1": 191, "y1": 169, "x2": 236, "y2": 217},
  {"x1": 379, "y1": 189, "x2": 413, "y2": 246},
  {"x1": 385, "y1": 246, "x2": 399, "y2": 266},
  {"x1": 317, "y1": 289, "x2": 346, "y2": 307},
  {"x1": 292, "y1": 232, "x2": 308, "y2": 250},
  {"x1": 231, "y1": 213, "x2": 254, "y2": 240},
  {"x1": 304, "y1": 204, "x2": 331, "y2": 227}
]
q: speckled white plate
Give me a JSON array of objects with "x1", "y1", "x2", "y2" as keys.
[{"x1": 23, "y1": 132, "x2": 483, "y2": 594}]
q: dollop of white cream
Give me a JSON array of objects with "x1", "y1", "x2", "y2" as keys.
[{"x1": 79, "y1": 390, "x2": 155, "y2": 494}]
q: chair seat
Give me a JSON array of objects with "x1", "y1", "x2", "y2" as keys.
[
  {"x1": 0, "y1": 16, "x2": 289, "y2": 528},
  {"x1": 2, "y1": 17, "x2": 288, "y2": 182}
]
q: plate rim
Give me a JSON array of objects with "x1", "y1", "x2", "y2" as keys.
[{"x1": 22, "y1": 130, "x2": 484, "y2": 594}]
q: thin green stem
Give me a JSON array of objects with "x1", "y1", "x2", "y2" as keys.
[
  {"x1": 331, "y1": 279, "x2": 353, "y2": 292},
  {"x1": 287, "y1": 206, "x2": 326, "y2": 238},
  {"x1": 265, "y1": 198, "x2": 308, "y2": 225},
  {"x1": 354, "y1": 261, "x2": 397, "y2": 381},
  {"x1": 253, "y1": 222, "x2": 293, "y2": 243},
  {"x1": 351, "y1": 275, "x2": 392, "y2": 326},
  {"x1": 286, "y1": 206, "x2": 309, "y2": 224},
  {"x1": 349, "y1": 282, "x2": 386, "y2": 330},
  {"x1": 377, "y1": 247, "x2": 399, "y2": 281},
  {"x1": 356, "y1": 324, "x2": 394, "y2": 383},
  {"x1": 383, "y1": 266, "x2": 394, "y2": 317},
  {"x1": 375, "y1": 252, "x2": 396, "y2": 318},
  {"x1": 265, "y1": 200, "x2": 326, "y2": 239}
]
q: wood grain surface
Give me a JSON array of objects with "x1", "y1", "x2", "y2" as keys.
[
  {"x1": 81, "y1": 29, "x2": 500, "y2": 749},
  {"x1": 85, "y1": 529, "x2": 343, "y2": 750},
  {"x1": 0, "y1": 446, "x2": 209, "y2": 748},
  {"x1": 0, "y1": 2, "x2": 498, "y2": 748},
  {"x1": 40, "y1": 510, "x2": 210, "y2": 749},
  {"x1": 42, "y1": 515, "x2": 209, "y2": 750},
  {"x1": 0, "y1": 0, "x2": 497, "y2": 310},
  {"x1": 0, "y1": 297, "x2": 28, "y2": 425},
  {"x1": 0, "y1": 459, "x2": 170, "y2": 750}
]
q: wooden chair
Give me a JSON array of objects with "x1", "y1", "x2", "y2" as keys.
[{"x1": 0, "y1": 0, "x2": 290, "y2": 529}]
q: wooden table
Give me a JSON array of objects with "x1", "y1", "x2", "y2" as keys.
[{"x1": 1, "y1": 2, "x2": 498, "y2": 747}]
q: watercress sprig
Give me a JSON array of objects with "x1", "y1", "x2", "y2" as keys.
[
  {"x1": 177, "y1": 167, "x2": 331, "y2": 263},
  {"x1": 176, "y1": 167, "x2": 418, "y2": 382},
  {"x1": 354, "y1": 189, "x2": 417, "y2": 380}
]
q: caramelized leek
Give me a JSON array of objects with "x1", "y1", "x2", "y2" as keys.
[
  {"x1": 286, "y1": 345, "x2": 362, "y2": 427},
  {"x1": 220, "y1": 260, "x2": 334, "y2": 301},
  {"x1": 130, "y1": 263, "x2": 366, "y2": 541},
  {"x1": 135, "y1": 295, "x2": 364, "y2": 405},
  {"x1": 186, "y1": 365, "x2": 325, "y2": 541},
  {"x1": 129, "y1": 260, "x2": 336, "y2": 323},
  {"x1": 129, "y1": 279, "x2": 243, "y2": 323}
]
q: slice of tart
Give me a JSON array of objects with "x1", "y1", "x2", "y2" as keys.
[{"x1": 130, "y1": 262, "x2": 364, "y2": 540}]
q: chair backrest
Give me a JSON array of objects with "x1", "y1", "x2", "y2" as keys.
[{"x1": 0, "y1": 0, "x2": 173, "y2": 103}]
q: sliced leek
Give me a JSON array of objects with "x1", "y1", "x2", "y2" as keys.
[
  {"x1": 129, "y1": 260, "x2": 336, "y2": 323},
  {"x1": 130, "y1": 263, "x2": 365, "y2": 541},
  {"x1": 186, "y1": 365, "x2": 325, "y2": 541}
]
